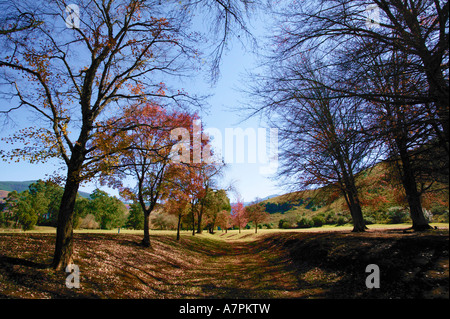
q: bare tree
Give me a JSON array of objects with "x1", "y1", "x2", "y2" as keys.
[
  {"x1": 245, "y1": 0, "x2": 447, "y2": 231},
  {"x1": 270, "y1": 0, "x2": 448, "y2": 158},
  {"x1": 248, "y1": 55, "x2": 372, "y2": 232},
  {"x1": 359, "y1": 48, "x2": 438, "y2": 230},
  {"x1": 0, "y1": 1, "x2": 42, "y2": 35}
]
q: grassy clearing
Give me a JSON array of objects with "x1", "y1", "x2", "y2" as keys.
[
  {"x1": 1, "y1": 223, "x2": 447, "y2": 239},
  {"x1": 0, "y1": 226, "x2": 448, "y2": 299}
]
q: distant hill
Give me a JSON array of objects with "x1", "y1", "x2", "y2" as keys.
[
  {"x1": 0, "y1": 180, "x2": 36, "y2": 193},
  {"x1": 256, "y1": 194, "x2": 281, "y2": 203},
  {"x1": 0, "y1": 180, "x2": 91, "y2": 199},
  {"x1": 248, "y1": 194, "x2": 280, "y2": 206},
  {"x1": 248, "y1": 161, "x2": 449, "y2": 228},
  {"x1": 231, "y1": 194, "x2": 280, "y2": 207}
]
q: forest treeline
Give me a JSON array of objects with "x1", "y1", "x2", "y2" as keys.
[{"x1": 0, "y1": 179, "x2": 271, "y2": 236}]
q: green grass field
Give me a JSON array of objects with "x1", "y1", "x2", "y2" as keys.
[{"x1": 1, "y1": 222, "x2": 448, "y2": 239}]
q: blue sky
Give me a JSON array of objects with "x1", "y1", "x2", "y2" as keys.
[{"x1": 0, "y1": 6, "x2": 285, "y2": 203}]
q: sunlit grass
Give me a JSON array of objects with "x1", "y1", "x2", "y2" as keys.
[{"x1": 1, "y1": 223, "x2": 447, "y2": 241}]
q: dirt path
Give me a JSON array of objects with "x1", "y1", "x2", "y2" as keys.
[{"x1": 181, "y1": 240, "x2": 306, "y2": 298}]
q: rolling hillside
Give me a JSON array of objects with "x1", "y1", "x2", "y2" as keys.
[
  {"x1": 0, "y1": 180, "x2": 91, "y2": 199},
  {"x1": 254, "y1": 161, "x2": 449, "y2": 228},
  {"x1": 0, "y1": 181, "x2": 37, "y2": 193}
]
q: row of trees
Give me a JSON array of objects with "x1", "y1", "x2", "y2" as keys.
[
  {"x1": 230, "y1": 199, "x2": 270, "y2": 234},
  {"x1": 0, "y1": 0, "x2": 257, "y2": 270},
  {"x1": 0, "y1": 180, "x2": 127, "y2": 230},
  {"x1": 0, "y1": 179, "x2": 271, "y2": 235},
  {"x1": 0, "y1": 179, "x2": 235, "y2": 234},
  {"x1": 247, "y1": 0, "x2": 448, "y2": 232}
]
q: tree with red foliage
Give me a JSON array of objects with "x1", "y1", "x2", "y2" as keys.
[
  {"x1": 0, "y1": 0, "x2": 258, "y2": 270},
  {"x1": 96, "y1": 102, "x2": 194, "y2": 247},
  {"x1": 231, "y1": 199, "x2": 248, "y2": 233},
  {"x1": 246, "y1": 199, "x2": 269, "y2": 233},
  {"x1": 216, "y1": 209, "x2": 233, "y2": 233}
]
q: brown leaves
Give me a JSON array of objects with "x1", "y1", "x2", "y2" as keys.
[{"x1": 0, "y1": 127, "x2": 60, "y2": 164}]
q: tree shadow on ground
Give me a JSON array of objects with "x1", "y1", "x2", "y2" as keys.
[{"x1": 270, "y1": 229, "x2": 449, "y2": 298}]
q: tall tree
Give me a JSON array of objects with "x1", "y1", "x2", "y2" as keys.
[
  {"x1": 231, "y1": 199, "x2": 248, "y2": 233},
  {"x1": 0, "y1": 0, "x2": 195, "y2": 269},
  {"x1": 216, "y1": 209, "x2": 232, "y2": 233},
  {"x1": 268, "y1": 0, "x2": 448, "y2": 163},
  {"x1": 195, "y1": 162, "x2": 226, "y2": 234},
  {"x1": 249, "y1": 55, "x2": 372, "y2": 232},
  {"x1": 362, "y1": 50, "x2": 436, "y2": 230},
  {"x1": 246, "y1": 199, "x2": 269, "y2": 233},
  {"x1": 203, "y1": 189, "x2": 231, "y2": 233},
  {"x1": 163, "y1": 187, "x2": 189, "y2": 240},
  {"x1": 0, "y1": 0, "x2": 257, "y2": 269},
  {"x1": 97, "y1": 102, "x2": 194, "y2": 246},
  {"x1": 125, "y1": 202, "x2": 145, "y2": 230}
]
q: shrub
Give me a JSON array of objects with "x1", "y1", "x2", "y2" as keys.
[
  {"x1": 79, "y1": 214, "x2": 99, "y2": 229},
  {"x1": 20, "y1": 212, "x2": 38, "y2": 231},
  {"x1": 364, "y1": 216, "x2": 376, "y2": 225},
  {"x1": 323, "y1": 211, "x2": 336, "y2": 224},
  {"x1": 297, "y1": 217, "x2": 313, "y2": 228},
  {"x1": 386, "y1": 206, "x2": 410, "y2": 224},
  {"x1": 439, "y1": 211, "x2": 449, "y2": 223},
  {"x1": 151, "y1": 213, "x2": 178, "y2": 230},
  {"x1": 312, "y1": 215, "x2": 325, "y2": 227},
  {"x1": 278, "y1": 219, "x2": 291, "y2": 229},
  {"x1": 434, "y1": 210, "x2": 449, "y2": 223},
  {"x1": 263, "y1": 223, "x2": 273, "y2": 229},
  {"x1": 336, "y1": 216, "x2": 347, "y2": 226}
]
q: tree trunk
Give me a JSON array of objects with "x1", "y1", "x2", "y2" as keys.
[
  {"x1": 408, "y1": 191, "x2": 431, "y2": 231},
  {"x1": 176, "y1": 214, "x2": 182, "y2": 241},
  {"x1": 197, "y1": 202, "x2": 203, "y2": 234},
  {"x1": 337, "y1": 161, "x2": 366, "y2": 232},
  {"x1": 396, "y1": 138, "x2": 432, "y2": 231},
  {"x1": 52, "y1": 175, "x2": 80, "y2": 270},
  {"x1": 196, "y1": 214, "x2": 202, "y2": 234},
  {"x1": 142, "y1": 210, "x2": 151, "y2": 247},
  {"x1": 191, "y1": 203, "x2": 195, "y2": 236},
  {"x1": 399, "y1": 162, "x2": 431, "y2": 231},
  {"x1": 349, "y1": 203, "x2": 366, "y2": 232},
  {"x1": 348, "y1": 184, "x2": 367, "y2": 232},
  {"x1": 52, "y1": 144, "x2": 85, "y2": 270}
]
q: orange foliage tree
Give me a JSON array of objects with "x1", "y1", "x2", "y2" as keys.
[
  {"x1": 95, "y1": 102, "x2": 194, "y2": 247},
  {"x1": 246, "y1": 200, "x2": 269, "y2": 233},
  {"x1": 231, "y1": 199, "x2": 248, "y2": 233},
  {"x1": 0, "y1": 0, "x2": 257, "y2": 268},
  {"x1": 0, "y1": 0, "x2": 193, "y2": 268}
]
